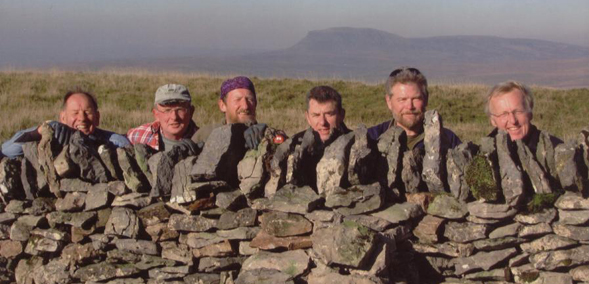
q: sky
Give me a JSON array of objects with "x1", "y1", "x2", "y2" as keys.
[{"x1": 1, "y1": 0, "x2": 588, "y2": 66}]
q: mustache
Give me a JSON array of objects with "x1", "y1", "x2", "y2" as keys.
[
  {"x1": 238, "y1": 110, "x2": 252, "y2": 115},
  {"x1": 401, "y1": 110, "x2": 423, "y2": 115}
]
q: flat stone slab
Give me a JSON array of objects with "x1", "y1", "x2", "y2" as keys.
[
  {"x1": 250, "y1": 230, "x2": 312, "y2": 251},
  {"x1": 454, "y1": 248, "x2": 518, "y2": 275},
  {"x1": 529, "y1": 245, "x2": 589, "y2": 271},
  {"x1": 427, "y1": 195, "x2": 468, "y2": 220},
  {"x1": 553, "y1": 222, "x2": 589, "y2": 241},
  {"x1": 251, "y1": 184, "x2": 322, "y2": 214},
  {"x1": 555, "y1": 193, "x2": 589, "y2": 209},
  {"x1": 312, "y1": 221, "x2": 376, "y2": 268},
  {"x1": 514, "y1": 209, "x2": 557, "y2": 225},
  {"x1": 371, "y1": 202, "x2": 424, "y2": 224},
  {"x1": 168, "y1": 214, "x2": 217, "y2": 232},
  {"x1": 241, "y1": 250, "x2": 310, "y2": 278},
  {"x1": 444, "y1": 221, "x2": 488, "y2": 243},
  {"x1": 467, "y1": 201, "x2": 517, "y2": 220},
  {"x1": 260, "y1": 211, "x2": 312, "y2": 237},
  {"x1": 520, "y1": 234, "x2": 577, "y2": 254}
]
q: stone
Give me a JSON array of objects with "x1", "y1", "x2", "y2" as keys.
[
  {"x1": 73, "y1": 262, "x2": 139, "y2": 282},
  {"x1": 348, "y1": 125, "x2": 376, "y2": 185},
  {"x1": 238, "y1": 137, "x2": 271, "y2": 199},
  {"x1": 9, "y1": 221, "x2": 32, "y2": 241},
  {"x1": 107, "y1": 180, "x2": 128, "y2": 196},
  {"x1": 85, "y1": 183, "x2": 110, "y2": 211},
  {"x1": 59, "y1": 177, "x2": 92, "y2": 192},
  {"x1": 192, "y1": 124, "x2": 247, "y2": 186},
  {"x1": 0, "y1": 212, "x2": 17, "y2": 224},
  {"x1": 46, "y1": 211, "x2": 96, "y2": 227},
  {"x1": 198, "y1": 256, "x2": 247, "y2": 272},
  {"x1": 216, "y1": 227, "x2": 261, "y2": 240},
  {"x1": 25, "y1": 235, "x2": 61, "y2": 254},
  {"x1": 99, "y1": 144, "x2": 124, "y2": 181},
  {"x1": 559, "y1": 209, "x2": 589, "y2": 225},
  {"x1": 250, "y1": 230, "x2": 312, "y2": 250},
  {"x1": 447, "y1": 142, "x2": 478, "y2": 202},
  {"x1": 312, "y1": 221, "x2": 376, "y2": 268},
  {"x1": 32, "y1": 259, "x2": 72, "y2": 284},
  {"x1": 377, "y1": 126, "x2": 406, "y2": 189},
  {"x1": 516, "y1": 139, "x2": 553, "y2": 194},
  {"x1": 112, "y1": 192, "x2": 151, "y2": 208},
  {"x1": 104, "y1": 207, "x2": 139, "y2": 238},
  {"x1": 216, "y1": 189, "x2": 247, "y2": 210},
  {"x1": 264, "y1": 136, "x2": 294, "y2": 197},
  {"x1": 489, "y1": 223, "x2": 521, "y2": 239},
  {"x1": 496, "y1": 131, "x2": 525, "y2": 206},
  {"x1": 472, "y1": 236, "x2": 524, "y2": 251},
  {"x1": 160, "y1": 241, "x2": 192, "y2": 264},
  {"x1": 192, "y1": 239, "x2": 235, "y2": 257},
  {"x1": 519, "y1": 223, "x2": 553, "y2": 238},
  {"x1": 454, "y1": 248, "x2": 518, "y2": 275},
  {"x1": 463, "y1": 267, "x2": 511, "y2": 282},
  {"x1": 444, "y1": 222, "x2": 488, "y2": 243},
  {"x1": 260, "y1": 211, "x2": 312, "y2": 237},
  {"x1": 22, "y1": 142, "x2": 47, "y2": 199},
  {"x1": 69, "y1": 131, "x2": 110, "y2": 183},
  {"x1": 239, "y1": 241, "x2": 259, "y2": 255},
  {"x1": 553, "y1": 222, "x2": 589, "y2": 241},
  {"x1": 37, "y1": 123, "x2": 62, "y2": 198},
  {"x1": 30, "y1": 228, "x2": 67, "y2": 241},
  {"x1": 465, "y1": 153, "x2": 500, "y2": 202},
  {"x1": 168, "y1": 214, "x2": 217, "y2": 232},
  {"x1": 325, "y1": 183, "x2": 383, "y2": 215},
  {"x1": 251, "y1": 184, "x2": 322, "y2": 214},
  {"x1": 55, "y1": 191, "x2": 86, "y2": 211},
  {"x1": 114, "y1": 239, "x2": 158, "y2": 255},
  {"x1": 467, "y1": 201, "x2": 517, "y2": 220},
  {"x1": 401, "y1": 148, "x2": 424, "y2": 193},
  {"x1": 134, "y1": 254, "x2": 176, "y2": 271},
  {"x1": 0, "y1": 156, "x2": 24, "y2": 202},
  {"x1": 343, "y1": 215, "x2": 392, "y2": 232},
  {"x1": 17, "y1": 214, "x2": 45, "y2": 227},
  {"x1": 235, "y1": 269, "x2": 294, "y2": 284},
  {"x1": 133, "y1": 143, "x2": 155, "y2": 184},
  {"x1": 151, "y1": 146, "x2": 191, "y2": 198},
  {"x1": 413, "y1": 215, "x2": 445, "y2": 243},
  {"x1": 96, "y1": 207, "x2": 112, "y2": 228},
  {"x1": 61, "y1": 243, "x2": 102, "y2": 266},
  {"x1": 285, "y1": 128, "x2": 317, "y2": 187},
  {"x1": 145, "y1": 222, "x2": 179, "y2": 242},
  {"x1": 5, "y1": 199, "x2": 26, "y2": 213},
  {"x1": 217, "y1": 208, "x2": 257, "y2": 230},
  {"x1": 29, "y1": 197, "x2": 55, "y2": 215},
  {"x1": 529, "y1": 245, "x2": 589, "y2": 271},
  {"x1": 371, "y1": 202, "x2": 424, "y2": 224},
  {"x1": 169, "y1": 156, "x2": 198, "y2": 204},
  {"x1": 137, "y1": 202, "x2": 171, "y2": 227},
  {"x1": 184, "y1": 232, "x2": 224, "y2": 249},
  {"x1": 571, "y1": 265, "x2": 589, "y2": 282},
  {"x1": 422, "y1": 110, "x2": 446, "y2": 192},
  {"x1": 555, "y1": 192, "x2": 589, "y2": 209},
  {"x1": 15, "y1": 256, "x2": 44, "y2": 284},
  {"x1": 241, "y1": 250, "x2": 310, "y2": 278},
  {"x1": 308, "y1": 271, "x2": 386, "y2": 284},
  {"x1": 184, "y1": 273, "x2": 221, "y2": 284},
  {"x1": 427, "y1": 194, "x2": 468, "y2": 219},
  {"x1": 117, "y1": 146, "x2": 150, "y2": 193},
  {"x1": 520, "y1": 234, "x2": 577, "y2": 254},
  {"x1": 0, "y1": 239, "x2": 23, "y2": 258},
  {"x1": 514, "y1": 208, "x2": 557, "y2": 224},
  {"x1": 529, "y1": 272, "x2": 573, "y2": 284},
  {"x1": 555, "y1": 141, "x2": 585, "y2": 192},
  {"x1": 316, "y1": 131, "x2": 355, "y2": 195}
]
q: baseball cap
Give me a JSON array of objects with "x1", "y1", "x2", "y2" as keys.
[{"x1": 154, "y1": 84, "x2": 191, "y2": 105}]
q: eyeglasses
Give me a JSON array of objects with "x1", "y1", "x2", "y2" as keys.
[
  {"x1": 155, "y1": 106, "x2": 189, "y2": 116},
  {"x1": 491, "y1": 110, "x2": 528, "y2": 119},
  {"x1": 390, "y1": 67, "x2": 422, "y2": 78}
]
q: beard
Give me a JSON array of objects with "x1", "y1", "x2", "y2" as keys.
[{"x1": 394, "y1": 110, "x2": 424, "y2": 132}]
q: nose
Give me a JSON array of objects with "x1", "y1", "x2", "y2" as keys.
[
  {"x1": 507, "y1": 111, "x2": 517, "y2": 124},
  {"x1": 318, "y1": 115, "x2": 328, "y2": 126}
]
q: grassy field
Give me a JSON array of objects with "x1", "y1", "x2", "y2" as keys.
[{"x1": 1, "y1": 70, "x2": 588, "y2": 144}]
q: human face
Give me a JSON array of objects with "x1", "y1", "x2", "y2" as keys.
[
  {"x1": 385, "y1": 82, "x2": 426, "y2": 136},
  {"x1": 489, "y1": 89, "x2": 532, "y2": 141},
  {"x1": 152, "y1": 102, "x2": 194, "y2": 140},
  {"x1": 219, "y1": 89, "x2": 257, "y2": 124},
  {"x1": 305, "y1": 99, "x2": 345, "y2": 142},
  {"x1": 59, "y1": 93, "x2": 100, "y2": 135}
]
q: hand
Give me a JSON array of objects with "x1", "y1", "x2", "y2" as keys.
[
  {"x1": 244, "y1": 123, "x2": 267, "y2": 150},
  {"x1": 48, "y1": 121, "x2": 74, "y2": 145}
]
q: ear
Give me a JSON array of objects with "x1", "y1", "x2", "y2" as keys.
[
  {"x1": 490, "y1": 116, "x2": 497, "y2": 127},
  {"x1": 59, "y1": 110, "x2": 66, "y2": 124},
  {"x1": 218, "y1": 99, "x2": 227, "y2": 113}
]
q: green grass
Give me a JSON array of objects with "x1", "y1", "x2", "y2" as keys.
[{"x1": 1, "y1": 70, "x2": 587, "y2": 144}]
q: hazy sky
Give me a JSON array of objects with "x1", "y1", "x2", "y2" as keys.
[{"x1": 1, "y1": 0, "x2": 588, "y2": 66}]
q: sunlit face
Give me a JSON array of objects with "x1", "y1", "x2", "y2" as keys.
[
  {"x1": 219, "y1": 89, "x2": 257, "y2": 124},
  {"x1": 59, "y1": 93, "x2": 100, "y2": 135},
  {"x1": 385, "y1": 82, "x2": 427, "y2": 136},
  {"x1": 305, "y1": 99, "x2": 345, "y2": 142},
  {"x1": 152, "y1": 101, "x2": 194, "y2": 140},
  {"x1": 489, "y1": 89, "x2": 532, "y2": 141}
]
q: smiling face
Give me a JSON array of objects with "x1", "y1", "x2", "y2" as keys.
[
  {"x1": 59, "y1": 93, "x2": 100, "y2": 135},
  {"x1": 385, "y1": 82, "x2": 427, "y2": 136},
  {"x1": 489, "y1": 89, "x2": 532, "y2": 141},
  {"x1": 152, "y1": 101, "x2": 194, "y2": 140},
  {"x1": 305, "y1": 99, "x2": 345, "y2": 142},
  {"x1": 219, "y1": 88, "x2": 257, "y2": 124}
]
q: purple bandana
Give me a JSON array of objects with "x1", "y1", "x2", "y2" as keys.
[{"x1": 220, "y1": 76, "x2": 256, "y2": 100}]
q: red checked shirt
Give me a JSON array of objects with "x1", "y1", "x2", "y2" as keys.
[{"x1": 126, "y1": 121, "x2": 199, "y2": 151}]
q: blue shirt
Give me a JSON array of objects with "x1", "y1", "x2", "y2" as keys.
[{"x1": 1, "y1": 121, "x2": 130, "y2": 158}]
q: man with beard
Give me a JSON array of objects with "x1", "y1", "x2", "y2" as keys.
[
  {"x1": 367, "y1": 67, "x2": 461, "y2": 150},
  {"x1": 192, "y1": 76, "x2": 280, "y2": 150}
]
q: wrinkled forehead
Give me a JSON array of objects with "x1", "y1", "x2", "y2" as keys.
[
  {"x1": 490, "y1": 90, "x2": 526, "y2": 110},
  {"x1": 390, "y1": 82, "x2": 424, "y2": 98}
]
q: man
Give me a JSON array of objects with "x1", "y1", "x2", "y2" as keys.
[
  {"x1": 1, "y1": 90, "x2": 130, "y2": 158},
  {"x1": 368, "y1": 67, "x2": 461, "y2": 149},
  {"x1": 192, "y1": 76, "x2": 273, "y2": 149},
  {"x1": 127, "y1": 84, "x2": 199, "y2": 152},
  {"x1": 485, "y1": 80, "x2": 562, "y2": 150}
]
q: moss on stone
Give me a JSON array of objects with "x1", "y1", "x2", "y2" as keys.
[
  {"x1": 526, "y1": 192, "x2": 559, "y2": 213},
  {"x1": 465, "y1": 154, "x2": 499, "y2": 201},
  {"x1": 519, "y1": 271, "x2": 540, "y2": 283}
]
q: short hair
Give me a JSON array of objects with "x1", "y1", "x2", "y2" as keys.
[
  {"x1": 484, "y1": 81, "x2": 534, "y2": 116},
  {"x1": 385, "y1": 67, "x2": 429, "y2": 101},
  {"x1": 306, "y1": 86, "x2": 343, "y2": 112},
  {"x1": 62, "y1": 88, "x2": 99, "y2": 111}
]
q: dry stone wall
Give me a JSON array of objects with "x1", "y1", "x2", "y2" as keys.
[{"x1": 1, "y1": 111, "x2": 589, "y2": 284}]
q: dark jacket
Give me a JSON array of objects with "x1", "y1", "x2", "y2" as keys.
[{"x1": 367, "y1": 120, "x2": 462, "y2": 150}]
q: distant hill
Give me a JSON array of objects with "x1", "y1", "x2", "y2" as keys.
[{"x1": 79, "y1": 27, "x2": 589, "y2": 88}]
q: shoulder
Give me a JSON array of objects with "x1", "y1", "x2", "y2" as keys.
[
  {"x1": 127, "y1": 121, "x2": 159, "y2": 143},
  {"x1": 367, "y1": 120, "x2": 392, "y2": 140},
  {"x1": 441, "y1": 127, "x2": 462, "y2": 148}
]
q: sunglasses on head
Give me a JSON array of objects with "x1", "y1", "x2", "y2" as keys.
[{"x1": 389, "y1": 67, "x2": 422, "y2": 77}]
